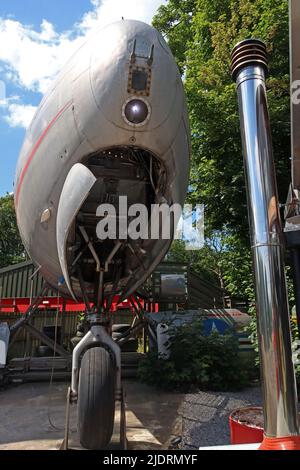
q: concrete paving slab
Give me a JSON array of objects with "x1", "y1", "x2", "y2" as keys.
[{"x1": 0, "y1": 380, "x2": 184, "y2": 451}]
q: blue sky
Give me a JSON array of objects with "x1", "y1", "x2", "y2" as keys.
[{"x1": 0, "y1": 0, "x2": 166, "y2": 196}]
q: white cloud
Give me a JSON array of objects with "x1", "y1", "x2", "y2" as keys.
[
  {"x1": 4, "y1": 103, "x2": 37, "y2": 128},
  {"x1": 0, "y1": 19, "x2": 84, "y2": 94},
  {"x1": 80, "y1": 0, "x2": 165, "y2": 31},
  {"x1": 0, "y1": 0, "x2": 166, "y2": 128},
  {"x1": 39, "y1": 19, "x2": 57, "y2": 41},
  {"x1": 0, "y1": 95, "x2": 20, "y2": 107},
  {"x1": 0, "y1": 0, "x2": 166, "y2": 95}
]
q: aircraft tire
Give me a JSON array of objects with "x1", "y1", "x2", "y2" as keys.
[
  {"x1": 112, "y1": 324, "x2": 131, "y2": 334},
  {"x1": 78, "y1": 346, "x2": 116, "y2": 449}
]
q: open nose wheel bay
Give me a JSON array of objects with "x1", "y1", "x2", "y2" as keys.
[{"x1": 58, "y1": 146, "x2": 168, "y2": 312}]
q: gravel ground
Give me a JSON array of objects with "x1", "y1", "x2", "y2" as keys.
[{"x1": 181, "y1": 386, "x2": 262, "y2": 449}]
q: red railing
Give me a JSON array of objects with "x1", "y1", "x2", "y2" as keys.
[{"x1": 0, "y1": 296, "x2": 158, "y2": 314}]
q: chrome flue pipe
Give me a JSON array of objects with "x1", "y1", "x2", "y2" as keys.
[{"x1": 231, "y1": 39, "x2": 299, "y2": 438}]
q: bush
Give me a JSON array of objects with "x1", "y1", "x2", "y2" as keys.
[
  {"x1": 246, "y1": 295, "x2": 300, "y2": 387},
  {"x1": 138, "y1": 320, "x2": 253, "y2": 391}
]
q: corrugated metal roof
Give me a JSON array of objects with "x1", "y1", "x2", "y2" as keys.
[{"x1": 0, "y1": 260, "x2": 33, "y2": 275}]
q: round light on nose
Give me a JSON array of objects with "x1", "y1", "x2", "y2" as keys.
[{"x1": 123, "y1": 98, "x2": 150, "y2": 126}]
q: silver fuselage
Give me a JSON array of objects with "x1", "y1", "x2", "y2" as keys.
[{"x1": 15, "y1": 20, "x2": 190, "y2": 302}]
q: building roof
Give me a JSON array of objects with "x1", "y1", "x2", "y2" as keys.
[
  {"x1": 0, "y1": 260, "x2": 55, "y2": 299},
  {"x1": 0, "y1": 260, "x2": 224, "y2": 309}
]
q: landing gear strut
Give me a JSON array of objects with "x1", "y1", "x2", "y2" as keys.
[
  {"x1": 62, "y1": 234, "x2": 127, "y2": 449},
  {"x1": 61, "y1": 322, "x2": 124, "y2": 450}
]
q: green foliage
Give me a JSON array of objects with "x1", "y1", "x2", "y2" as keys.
[
  {"x1": 154, "y1": 0, "x2": 293, "y2": 330},
  {"x1": 291, "y1": 323, "x2": 300, "y2": 384},
  {"x1": 154, "y1": 0, "x2": 290, "y2": 240},
  {"x1": 0, "y1": 194, "x2": 26, "y2": 268},
  {"x1": 246, "y1": 266, "x2": 299, "y2": 370},
  {"x1": 167, "y1": 238, "x2": 222, "y2": 287},
  {"x1": 247, "y1": 306, "x2": 300, "y2": 386},
  {"x1": 138, "y1": 320, "x2": 252, "y2": 391},
  {"x1": 153, "y1": 0, "x2": 297, "y2": 385},
  {"x1": 152, "y1": 0, "x2": 198, "y2": 74},
  {"x1": 168, "y1": 231, "x2": 253, "y2": 301}
]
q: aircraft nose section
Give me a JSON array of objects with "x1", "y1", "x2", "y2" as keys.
[{"x1": 88, "y1": 20, "x2": 179, "y2": 133}]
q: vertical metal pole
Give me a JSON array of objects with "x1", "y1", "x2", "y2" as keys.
[
  {"x1": 61, "y1": 298, "x2": 66, "y2": 347},
  {"x1": 231, "y1": 39, "x2": 299, "y2": 439}
]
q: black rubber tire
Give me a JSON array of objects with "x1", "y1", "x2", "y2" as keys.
[
  {"x1": 78, "y1": 347, "x2": 116, "y2": 450},
  {"x1": 36, "y1": 346, "x2": 54, "y2": 357},
  {"x1": 112, "y1": 324, "x2": 131, "y2": 334},
  {"x1": 120, "y1": 338, "x2": 139, "y2": 353},
  {"x1": 112, "y1": 332, "x2": 128, "y2": 340}
]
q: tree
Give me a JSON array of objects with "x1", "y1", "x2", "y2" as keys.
[
  {"x1": 168, "y1": 231, "x2": 253, "y2": 302},
  {"x1": 0, "y1": 194, "x2": 26, "y2": 268},
  {"x1": 154, "y1": 0, "x2": 290, "y2": 303},
  {"x1": 153, "y1": 0, "x2": 290, "y2": 240}
]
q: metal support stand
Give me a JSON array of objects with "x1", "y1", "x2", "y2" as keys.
[
  {"x1": 60, "y1": 387, "x2": 71, "y2": 451},
  {"x1": 60, "y1": 386, "x2": 127, "y2": 450},
  {"x1": 120, "y1": 388, "x2": 127, "y2": 450}
]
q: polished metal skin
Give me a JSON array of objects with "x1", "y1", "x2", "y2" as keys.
[
  {"x1": 14, "y1": 20, "x2": 190, "y2": 303},
  {"x1": 232, "y1": 40, "x2": 299, "y2": 437}
]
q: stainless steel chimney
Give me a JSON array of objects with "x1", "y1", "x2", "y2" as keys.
[{"x1": 231, "y1": 39, "x2": 299, "y2": 439}]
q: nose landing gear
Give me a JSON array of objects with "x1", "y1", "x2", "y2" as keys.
[{"x1": 61, "y1": 323, "x2": 126, "y2": 450}]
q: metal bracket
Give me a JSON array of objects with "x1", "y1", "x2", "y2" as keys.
[
  {"x1": 60, "y1": 386, "x2": 71, "y2": 451},
  {"x1": 120, "y1": 388, "x2": 127, "y2": 450}
]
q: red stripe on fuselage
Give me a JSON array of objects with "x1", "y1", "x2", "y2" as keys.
[{"x1": 15, "y1": 100, "x2": 73, "y2": 207}]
